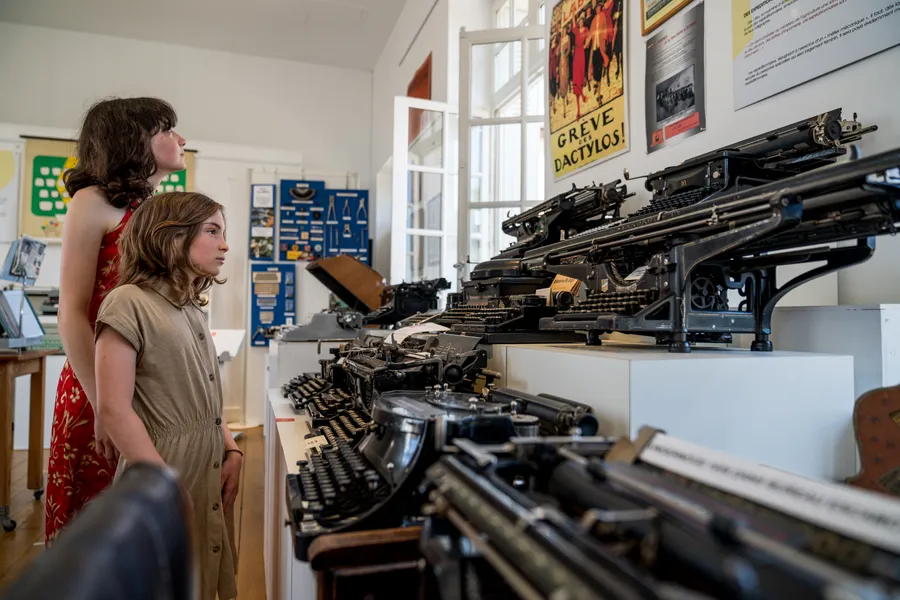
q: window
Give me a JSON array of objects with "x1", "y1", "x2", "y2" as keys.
[{"x1": 460, "y1": 4, "x2": 546, "y2": 270}]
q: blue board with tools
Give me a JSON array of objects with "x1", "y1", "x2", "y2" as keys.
[
  {"x1": 322, "y1": 189, "x2": 370, "y2": 264},
  {"x1": 278, "y1": 179, "x2": 327, "y2": 262},
  {"x1": 249, "y1": 263, "x2": 296, "y2": 347}
]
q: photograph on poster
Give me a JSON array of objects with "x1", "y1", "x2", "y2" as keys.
[
  {"x1": 549, "y1": 0, "x2": 628, "y2": 180},
  {"x1": 645, "y1": 1, "x2": 706, "y2": 153},
  {"x1": 733, "y1": 0, "x2": 900, "y2": 109},
  {"x1": 641, "y1": 0, "x2": 693, "y2": 35}
]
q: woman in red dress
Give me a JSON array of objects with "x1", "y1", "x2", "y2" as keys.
[
  {"x1": 45, "y1": 97, "x2": 186, "y2": 543},
  {"x1": 571, "y1": 12, "x2": 590, "y2": 120}
]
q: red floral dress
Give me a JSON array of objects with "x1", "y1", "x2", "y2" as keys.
[{"x1": 45, "y1": 207, "x2": 136, "y2": 543}]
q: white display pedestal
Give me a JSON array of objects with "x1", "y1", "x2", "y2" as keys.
[
  {"x1": 769, "y1": 305, "x2": 900, "y2": 399},
  {"x1": 266, "y1": 339, "x2": 346, "y2": 391},
  {"x1": 263, "y1": 388, "x2": 315, "y2": 600},
  {"x1": 211, "y1": 329, "x2": 246, "y2": 425},
  {"x1": 491, "y1": 342, "x2": 855, "y2": 481}
]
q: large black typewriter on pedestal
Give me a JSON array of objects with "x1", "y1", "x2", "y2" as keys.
[{"x1": 519, "y1": 108, "x2": 900, "y2": 351}]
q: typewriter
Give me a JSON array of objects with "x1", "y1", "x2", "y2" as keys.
[
  {"x1": 364, "y1": 277, "x2": 451, "y2": 326},
  {"x1": 285, "y1": 388, "x2": 522, "y2": 561},
  {"x1": 523, "y1": 110, "x2": 900, "y2": 351},
  {"x1": 420, "y1": 428, "x2": 900, "y2": 600}
]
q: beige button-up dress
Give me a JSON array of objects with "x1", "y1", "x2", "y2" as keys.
[{"x1": 95, "y1": 282, "x2": 237, "y2": 600}]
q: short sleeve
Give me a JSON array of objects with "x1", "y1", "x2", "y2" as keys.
[{"x1": 95, "y1": 285, "x2": 145, "y2": 357}]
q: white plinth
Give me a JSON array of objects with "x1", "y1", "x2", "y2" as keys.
[
  {"x1": 492, "y1": 342, "x2": 855, "y2": 482},
  {"x1": 770, "y1": 305, "x2": 900, "y2": 399}
]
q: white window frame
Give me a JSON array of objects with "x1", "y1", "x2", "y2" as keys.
[
  {"x1": 458, "y1": 1, "x2": 546, "y2": 278},
  {"x1": 390, "y1": 96, "x2": 459, "y2": 287}
]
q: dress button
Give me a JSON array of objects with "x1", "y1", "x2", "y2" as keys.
[
  {"x1": 212, "y1": 545, "x2": 221, "y2": 553},
  {"x1": 199, "y1": 333, "x2": 206, "y2": 340},
  {"x1": 208, "y1": 373, "x2": 215, "y2": 381},
  {"x1": 213, "y1": 502, "x2": 220, "y2": 511},
  {"x1": 215, "y1": 417, "x2": 222, "y2": 425},
  {"x1": 213, "y1": 461, "x2": 220, "y2": 469}
]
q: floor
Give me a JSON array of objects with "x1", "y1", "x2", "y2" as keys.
[{"x1": 0, "y1": 426, "x2": 267, "y2": 599}]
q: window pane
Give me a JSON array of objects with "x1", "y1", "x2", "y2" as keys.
[
  {"x1": 471, "y1": 124, "x2": 521, "y2": 203},
  {"x1": 468, "y1": 207, "x2": 520, "y2": 264},
  {"x1": 407, "y1": 171, "x2": 443, "y2": 229},
  {"x1": 526, "y1": 122, "x2": 545, "y2": 202},
  {"x1": 407, "y1": 235, "x2": 442, "y2": 282},
  {"x1": 539, "y1": 2, "x2": 546, "y2": 25},
  {"x1": 527, "y1": 68, "x2": 545, "y2": 116},
  {"x1": 408, "y1": 109, "x2": 442, "y2": 167},
  {"x1": 474, "y1": 40, "x2": 522, "y2": 100},
  {"x1": 495, "y1": 0, "x2": 510, "y2": 28},
  {"x1": 514, "y1": 0, "x2": 529, "y2": 25}
]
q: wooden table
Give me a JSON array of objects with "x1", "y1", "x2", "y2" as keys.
[{"x1": 0, "y1": 349, "x2": 56, "y2": 532}]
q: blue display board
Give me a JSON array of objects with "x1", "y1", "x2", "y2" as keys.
[
  {"x1": 323, "y1": 189, "x2": 370, "y2": 264},
  {"x1": 249, "y1": 263, "x2": 296, "y2": 347},
  {"x1": 278, "y1": 179, "x2": 327, "y2": 262},
  {"x1": 249, "y1": 184, "x2": 275, "y2": 261}
]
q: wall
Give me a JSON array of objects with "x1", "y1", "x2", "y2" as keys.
[
  {"x1": 370, "y1": 0, "x2": 450, "y2": 279},
  {"x1": 544, "y1": 0, "x2": 900, "y2": 306},
  {"x1": 0, "y1": 22, "x2": 372, "y2": 186}
]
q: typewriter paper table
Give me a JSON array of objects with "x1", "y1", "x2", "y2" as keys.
[{"x1": 491, "y1": 342, "x2": 855, "y2": 482}]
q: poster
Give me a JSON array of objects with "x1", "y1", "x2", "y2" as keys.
[
  {"x1": 278, "y1": 179, "x2": 327, "y2": 262},
  {"x1": 249, "y1": 263, "x2": 296, "y2": 347},
  {"x1": 549, "y1": 0, "x2": 628, "y2": 180},
  {"x1": 249, "y1": 184, "x2": 275, "y2": 261},
  {"x1": 0, "y1": 143, "x2": 21, "y2": 243},
  {"x1": 21, "y1": 137, "x2": 196, "y2": 240},
  {"x1": 733, "y1": 0, "x2": 900, "y2": 110},
  {"x1": 645, "y1": 2, "x2": 705, "y2": 153},
  {"x1": 641, "y1": 0, "x2": 693, "y2": 35}
]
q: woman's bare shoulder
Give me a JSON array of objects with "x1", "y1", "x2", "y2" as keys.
[{"x1": 67, "y1": 186, "x2": 126, "y2": 233}]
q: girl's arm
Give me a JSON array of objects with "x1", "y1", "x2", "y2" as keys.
[
  {"x1": 58, "y1": 189, "x2": 118, "y2": 407},
  {"x1": 95, "y1": 327, "x2": 165, "y2": 466}
]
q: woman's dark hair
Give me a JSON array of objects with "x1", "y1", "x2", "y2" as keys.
[
  {"x1": 118, "y1": 192, "x2": 225, "y2": 307},
  {"x1": 63, "y1": 97, "x2": 178, "y2": 209}
]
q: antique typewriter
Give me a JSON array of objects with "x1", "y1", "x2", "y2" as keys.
[
  {"x1": 496, "y1": 179, "x2": 631, "y2": 259},
  {"x1": 364, "y1": 277, "x2": 451, "y2": 326},
  {"x1": 524, "y1": 111, "x2": 900, "y2": 351},
  {"x1": 427, "y1": 259, "x2": 581, "y2": 344},
  {"x1": 285, "y1": 388, "x2": 521, "y2": 561},
  {"x1": 420, "y1": 429, "x2": 900, "y2": 600}
]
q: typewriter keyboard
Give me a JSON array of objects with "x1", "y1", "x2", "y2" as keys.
[
  {"x1": 282, "y1": 374, "x2": 330, "y2": 412},
  {"x1": 295, "y1": 439, "x2": 387, "y2": 524},
  {"x1": 556, "y1": 290, "x2": 657, "y2": 319},
  {"x1": 628, "y1": 187, "x2": 713, "y2": 219},
  {"x1": 315, "y1": 409, "x2": 370, "y2": 447}
]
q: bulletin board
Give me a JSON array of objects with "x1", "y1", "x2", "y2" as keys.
[
  {"x1": 20, "y1": 136, "x2": 196, "y2": 241},
  {"x1": 249, "y1": 184, "x2": 276, "y2": 261},
  {"x1": 323, "y1": 189, "x2": 370, "y2": 264},
  {"x1": 249, "y1": 263, "x2": 296, "y2": 347},
  {"x1": 278, "y1": 179, "x2": 327, "y2": 262}
]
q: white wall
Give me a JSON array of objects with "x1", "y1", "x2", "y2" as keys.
[
  {"x1": 370, "y1": 0, "x2": 450, "y2": 278},
  {"x1": 544, "y1": 0, "x2": 900, "y2": 306},
  {"x1": 0, "y1": 21, "x2": 375, "y2": 430},
  {"x1": 0, "y1": 22, "x2": 372, "y2": 185}
]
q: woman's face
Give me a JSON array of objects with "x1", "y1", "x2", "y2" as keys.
[{"x1": 151, "y1": 128, "x2": 186, "y2": 173}]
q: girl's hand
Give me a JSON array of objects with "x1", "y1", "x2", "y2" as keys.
[
  {"x1": 221, "y1": 450, "x2": 243, "y2": 512},
  {"x1": 94, "y1": 418, "x2": 119, "y2": 465}
]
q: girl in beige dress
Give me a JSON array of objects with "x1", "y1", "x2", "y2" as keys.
[{"x1": 93, "y1": 191, "x2": 239, "y2": 600}]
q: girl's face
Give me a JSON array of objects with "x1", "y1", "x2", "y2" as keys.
[
  {"x1": 189, "y1": 210, "x2": 228, "y2": 277},
  {"x1": 151, "y1": 128, "x2": 186, "y2": 174}
]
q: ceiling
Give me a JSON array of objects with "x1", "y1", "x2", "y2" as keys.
[{"x1": 0, "y1": 0, "x2": 407, "y2": 71}]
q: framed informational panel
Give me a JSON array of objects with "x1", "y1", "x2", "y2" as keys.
[
  {"x1": 732, "y1": 0, "x2": 900, "y2": 109},
  {"x1": 0, "y1": 142, "x2": 22, "y2": 243},
  {"x1": 20, "y1": 136, "x2": 196, "y2": 241},
  {"x1": 641, "y1": 0, "x2": 693, "y2": 36}
]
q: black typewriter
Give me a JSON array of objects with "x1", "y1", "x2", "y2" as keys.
[
  {"x1": 431, "y1": 259, "x2": 581, "y2": 344},
  {"x1": 286, "y1": 388, "x2": 524, "y2": 561},
  {"x1": 281, "y1": 373, "x2": 331, "y2": 413},
  {"x1": 364, "y1": 277, "x2": 451, "y2": 326}
]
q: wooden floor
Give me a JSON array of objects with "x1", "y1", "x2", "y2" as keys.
[{"x1": 0, "y1": 426, "x2": 267, "y2": 599}]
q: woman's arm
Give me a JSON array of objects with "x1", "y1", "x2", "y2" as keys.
[
  {"x1": 58, "y1": 189, "x2": 118, "y2": 407},
  {"x1": 95, "y1": 327, "x2": 164, "y2": 466}
]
